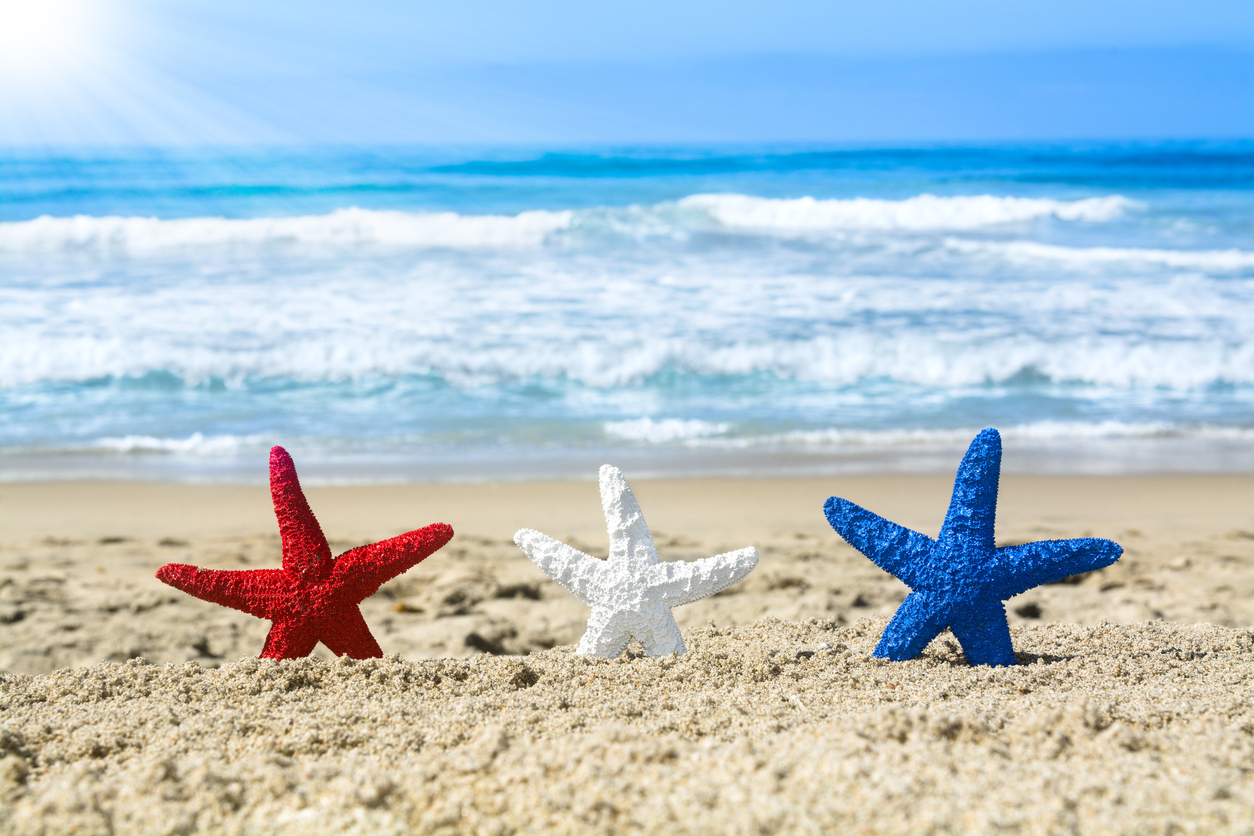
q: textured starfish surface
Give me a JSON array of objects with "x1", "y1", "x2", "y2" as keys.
[
  {"x1": 156, "y1": 446, "x2": 453, "y2": 659},
  {"x1": 514, "y1": 465, "x2": 758, "y2": 658},
  {"x1": 824, "y1": 428, "x2": 1123, "y2": 666}
]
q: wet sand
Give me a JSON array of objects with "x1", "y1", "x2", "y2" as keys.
[{"x1": 2, "y1": 474, "x2": 1253, "y2": 833}]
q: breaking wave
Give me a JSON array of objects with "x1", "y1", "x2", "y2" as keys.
[
  {"x1": 0, "y1": 207, "x2": 574, "y2": 253},
  {"x1": 4, "y1": 333, "x2": 1251, "y2": 391},
  {"x1": 680, "y1": 193, "x2": 1131, "y2": 232},
  {"x1": 0, "y1": 193, "x2": 1132, "y2": 254}
]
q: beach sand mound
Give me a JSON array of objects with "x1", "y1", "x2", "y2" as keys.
[{"x1": 3, "y1": 618, "x2": 1253, "y2": 835}]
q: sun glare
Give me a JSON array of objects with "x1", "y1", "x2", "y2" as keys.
[{"x1": 0, "y1": 0, "x2": 101, "y2": 79}]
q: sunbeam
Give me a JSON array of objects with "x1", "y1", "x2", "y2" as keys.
[{"x1": 0, "y1": 0, "x2": 104, "y2": 79}]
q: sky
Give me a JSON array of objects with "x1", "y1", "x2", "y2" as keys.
[{"x1": 0, "y1": 0, "x2": 1251, "y2": 146}]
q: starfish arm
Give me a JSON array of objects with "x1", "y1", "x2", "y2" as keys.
[
  {"x1": 992, "y1": 537, "x2": 1123, "y2": 599},
  {"x1": 576, "y1": 608, "x2": 634, "y2": 658},
  {"x1": 873, "y1": 592, "x2": 951, "y2": 661},
  {"x1": 317, "y1": 605, "x2": 384, "y2": 659},
  {"x1": 270, "y1": 446, "x2": 333, "y2": 581},
  {"x1": 331, "y1": 523, "x2": 455, "y2": 599},
  {"x1": 260, "y1": 619, "x2": 320, "y2": 660},
  {"x1": 937, "y1": 428, "x2": 1002, "y2": 555},
  {"x1": 156, "y1": 564, "x2": 292, "y2": 620},
  {"x1": 650, "y1": 547, "x2": 759, "y2": 607},
  {"x1": 630, "y1": 608, "x2": 687, "y2": 657},
  {"x1": 514, "y1": 529, "x2": 606, "y2": 605},
  {"x1": 949, "y1": 599, "x2": 1016, "y2": 666},
  {"x1": 599, "y1": 465, "x2": 660, "y2": 569},
  {"x1": 824, "y1": 497, "x2": 934, "y2": 589}
]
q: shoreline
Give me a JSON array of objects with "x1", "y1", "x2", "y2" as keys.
[{"x1": 5, "y1": 433, "x2": 1254, "y2": 485}]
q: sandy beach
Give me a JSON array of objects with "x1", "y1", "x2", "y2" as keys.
[{"x1": 3, "y1": 473, "x2": 1254, "y2": 833}]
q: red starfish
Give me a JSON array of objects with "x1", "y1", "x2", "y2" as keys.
[{"x1": 156, "y1": 446, "x2": 453, "y2": 659}]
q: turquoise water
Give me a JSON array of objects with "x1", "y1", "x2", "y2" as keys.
[{"x1": 2, "y1": 143, "x2": 1252, "y2": 481}]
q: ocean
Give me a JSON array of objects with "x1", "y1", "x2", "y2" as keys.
[{"x1": 2, "y1": 142, "x2": 1252, "y2": 482}]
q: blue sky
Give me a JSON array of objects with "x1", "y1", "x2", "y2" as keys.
[{"x1": 0, "y1": 0, "x2": 1250, "y2": 146}]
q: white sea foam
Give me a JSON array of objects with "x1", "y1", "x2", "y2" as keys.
[
  {"x1": 680, "y1": 193, "x2": 1131, "y2": 232},
  {"x1": 91, "y1": 433, "x2": 266, "y2": 455},
  {"x1": 0, "y1": 207, "x2": 573, "y2": 253},
  {"x1": 665, "y1": 421, "x2": 1254, "y2": 450},
  {"x1": 3, "y1": 311, "x2": 1252, "y2": 390},
  {"x1": 944, "y1": 238, "x2": 1254, "y2": 271},
  {"x1": 72, "y1": 421, "x2": 1254, "y2": 461},
  {"x1": 603, "y1": 418, "x2": 730, "y2": 443}
]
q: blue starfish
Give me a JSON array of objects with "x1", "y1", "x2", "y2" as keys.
[{"x1": 824, "y1": 428, "x2": 1122, "y2": 666}]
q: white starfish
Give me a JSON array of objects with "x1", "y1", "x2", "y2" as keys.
[{"x1": 514, "y1": 465, "x2": 759, "y2": 658}]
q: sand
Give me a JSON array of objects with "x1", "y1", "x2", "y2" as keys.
[{"x1": 2, "y1": 474, "x2": 1254, "y2": 833}]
